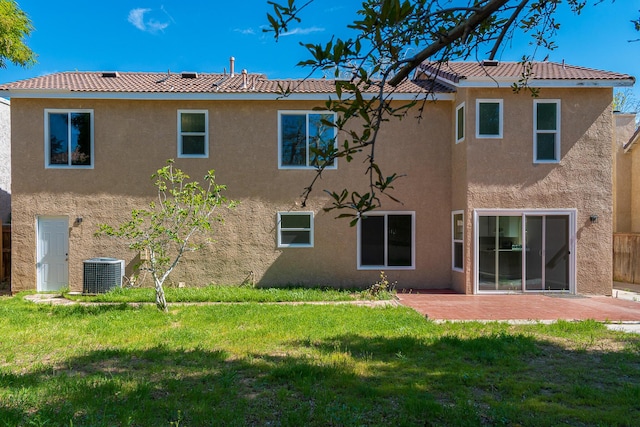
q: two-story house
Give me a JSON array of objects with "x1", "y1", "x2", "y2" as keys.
[{"x1": 0, "y1": 61, "x2": 633, "y2": 296}]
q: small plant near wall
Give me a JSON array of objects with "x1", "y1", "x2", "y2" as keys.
[
  {"x1": 364, "y1": 271, "x2": 397, "y2": 299},
  {"x1": 96, "y1": 160, "x2": 237, "y2": 312}
]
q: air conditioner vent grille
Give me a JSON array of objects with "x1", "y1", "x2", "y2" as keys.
[{"x1": 83, "y1": 258, "x2": 124, "y2": 294}]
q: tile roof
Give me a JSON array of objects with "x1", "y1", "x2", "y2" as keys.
[
  {"x1": 0, "y1": 61, "x2": 631, "y2": 97},
  {"x1": 0, "y1": 71, "x2": 452, "y2": 95},
  {"x1": 419, "y1": 61, "x2": 635, "y2": 84}
]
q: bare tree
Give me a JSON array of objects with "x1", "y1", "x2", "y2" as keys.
[
  {"x1": 614, "y1": 88, "x2": 640, "y2": 114},
  {"x1": 97, "y1": 160, "x2": 237, "y2": 311}
]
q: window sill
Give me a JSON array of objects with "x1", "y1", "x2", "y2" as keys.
[
  {"x1": 278, "y1": 166, "x2": 337, "y2": 171},
  {"x1": 533, "y1": 160, "x2": 560, "y2": 164},
  {"x1": 45, "y1": 165, "x2": 94, "y2": 169},
  {"x1": 476, "y1": 135, "x2": 503, "y2": 139}
]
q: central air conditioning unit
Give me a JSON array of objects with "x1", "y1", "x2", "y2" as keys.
[{"x1": 83, "y1": 257, "x2": 125, "y2": 294}]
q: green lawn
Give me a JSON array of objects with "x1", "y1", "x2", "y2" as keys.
[
  {"x1": 0, "y1": 293, "x2": 638, "y2": 426},
  {"x1": 65, "y1": 285, "x2": 384, "y2": 303}
]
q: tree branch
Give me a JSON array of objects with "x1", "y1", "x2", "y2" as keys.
[
  {"x1": 489, "y1": 0, "x2": 529, "y2": 60},
  {"x1": 388, "y1": 0, "x2": 511, "y2": 86}
]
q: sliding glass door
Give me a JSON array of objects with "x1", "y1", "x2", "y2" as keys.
[
  {"x1": 525, "y1": 215, "x2": 570, "y2": 291},
  {"x1": 478, "y1": 216, "x2": 523, "y2": 291},
  {"x1": 476, "y1": 211, "x2": 574, "y2": 293}
]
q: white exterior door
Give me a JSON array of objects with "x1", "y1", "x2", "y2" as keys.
[{"x1": 37, "y1": 216, "x2": 69, "y2": 291}]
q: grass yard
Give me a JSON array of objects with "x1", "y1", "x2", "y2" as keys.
[
  {"x1": 0, "y1": 292, "x2": 639, "y2": 426},
  {"x1": 65, "y1": 285, "x2": 384, "y2": 303}
]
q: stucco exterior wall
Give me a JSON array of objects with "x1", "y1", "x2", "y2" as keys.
[
  {"x1": 613, "y1": 113, "x2": 635, "y2": 232},
  {"x1": 632, "y1": 146, "x2": 640, "y2": 232},
  {"x1": 615, "y1": 113, "x2": 640, "y2": 233},
  {"x1": 450, "y1": 89, "x2": 469, "y2": 293},
  {"x1": 10, "y1": 97, "x2": 453, "y2": 292},
  {"x1": 9, "y1": 85, "x2": 618, "y2": 295},
  {"x1": 462, "y1": 87, "x2": 614, "y2": 295},
  {"x1": 0, "y1": 98, "x2": 9, "y2": 223}
]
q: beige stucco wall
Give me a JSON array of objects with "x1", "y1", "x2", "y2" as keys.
[
  {"x1": 458, "y1": 87, "x2": 615, "y2": 295},
  {"x1": 10, "y1": 85, "x2": 618, "y2": 295},
  {"x1": 0, "y1": 98, "x2": 9, "y2": 223},
  {"x1": 633, "y1": 147, "x2": 640, "y2": 232},
  {"x1": 613, "y1": 113, "x2": 635, "y2": 232},
  {"x1": 615, "y1": 113, "x2": 640, "y2": 233},
  {"x1": 10, "y1": 97, "x2": 453, "y2": 292},
  {"x1": 450, "y1": 88, "x2": 469, "y2": 293},
  {"x1": 633, "y1": 148, "x2": 640, "y2": 232}
]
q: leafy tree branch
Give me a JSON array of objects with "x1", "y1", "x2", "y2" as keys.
[
  {"x1": 0, "y1": 0, "x2": 36, "y2": 68},
  {"x1": 266, "y1": 0, "x2": 637, "y2": 222}
]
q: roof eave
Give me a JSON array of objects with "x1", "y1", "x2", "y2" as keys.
[{"x1": 454, "y1": 78, "x2": 636, "y2": 88}]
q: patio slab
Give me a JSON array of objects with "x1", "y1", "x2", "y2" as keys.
[{"x1": 395, "y1": 292, "x2": 640, "y2": 322}]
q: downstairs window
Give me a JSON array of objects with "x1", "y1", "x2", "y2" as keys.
[{"x1": 358, "y1": 212, "x2": 415, "y2": 269}]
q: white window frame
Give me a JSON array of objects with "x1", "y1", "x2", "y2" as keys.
[
  {"x1": 476, "y1": 99, "x2": 503, "y2": 139},
  {"x1": 277, "y1": 211, "x2": 314, "y2": 248},
  {"x1": 357, "y1": 211, "x2": 416, "y2": 270},
  {"x1": 44, "y1": 109, "x2": 94, "y2": 169},
  {"x1": 452, "y1": 210, "x2": 464, "y2": 272},
  {"x1": 277, "y1": 110, "x2": 337, "y2": 170},
  {"x1": 455, "y1": 102, "x2": 465, "y2": 143},
  {"x1": 533, "y1": 99, "x2": 561, "y2": 164},
  {"x1": 177, "y1": 109, "x2": 209, "y2": 158}
]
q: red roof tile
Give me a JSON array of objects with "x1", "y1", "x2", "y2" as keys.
[{"x1": 0, "y1": 71, "x2": 452, "y2": 95}]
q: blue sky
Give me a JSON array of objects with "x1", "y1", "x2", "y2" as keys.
[{"x1": 2, "y1": 1, "x2": 640, "y2": 93}]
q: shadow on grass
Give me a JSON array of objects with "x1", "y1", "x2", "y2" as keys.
[
  {"x1": 43, "y1": 302, "x2": 141, "y2": 316},
  {"x1": 1, "y1": 329, "x2": 639, "y2": 426}
]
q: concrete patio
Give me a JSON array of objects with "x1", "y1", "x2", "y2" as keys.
[{"x1": 396, "y1": 282, "x2": 640, "y2": 324}]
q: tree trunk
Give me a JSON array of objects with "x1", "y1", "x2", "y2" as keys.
[{"x1": 155, "y1": 279, "x2": 168, "y2": 312}]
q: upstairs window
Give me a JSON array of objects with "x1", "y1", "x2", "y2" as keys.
[
  {"x1": 45, "y1": 109, "x2": 93, "y2": 168},
  {"x1": 277, "y1": 212, "x2": 314, "y2": 248},
  {"x1": 358, "y1": 212, "x2": 415, "y2": 269},
  {"x1": 178, "y1": 110, "x2": 208, "y2": 158},
  {"x1": 456, "y1": 103, "x2": 465, "y2": 143},
  {"x1": 534, "y1": 100, "x2": 561, "y2": 163},
  {"x1": 476, "y1": 99, "x2": 503, "y2": 138},
  {"x1": 278, "y1": 111, "x2": 337, "y2": 169}
]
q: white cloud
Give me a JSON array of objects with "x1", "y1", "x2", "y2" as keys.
[
  {"x1": 146, "y1": 19, "x2": 169, "y2": 33},
  {"x1": 234, "y1": 27, "x2": 256, "y2": 35},
  {"x1": 280, "y1": 26, "x2": 325, "y2": 37},
  {"x1": 128, "y1": 8, "x2": 149, "y2": 31},
  {"x1": 128, "y1": 8, "x2": 170, "y2": 33}
]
